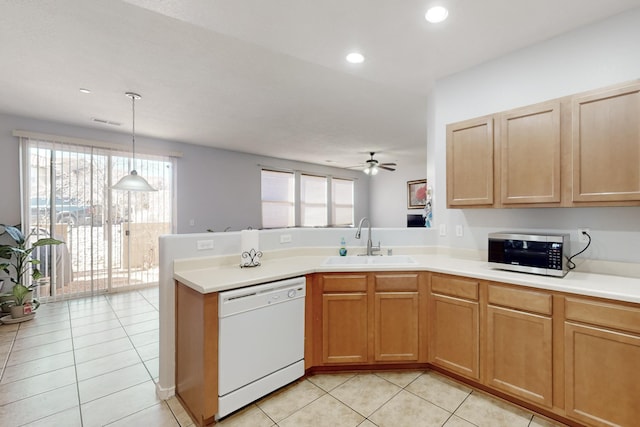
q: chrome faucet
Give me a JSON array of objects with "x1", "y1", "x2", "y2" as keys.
[{"x1": 355, "y1": 217, "x2": 381, "y2": 256}]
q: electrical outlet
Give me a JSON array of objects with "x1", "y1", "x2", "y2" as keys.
[
  {"x1": 280, "y1": 234, "x2": 292, "y2": 244},
  {"x1": 578, "y1": 228, "x2": 590, "y2": 243},
  {"x1": 439, "y1": 224, "x2": 447, "y2": 237},
  {"x1": 456, "y1": 225, "x2": 463, "y2": 237},
  {"x1": 197, "y1": 240, "x2": 214, "y2": 250},
  {"x1": 189, "y1": 219, "x2": 195, "y2": 227}
]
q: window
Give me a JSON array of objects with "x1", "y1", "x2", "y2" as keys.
[
  {"x1": 331, "y1": 178, "x2": 354, "y2": 226},
  {"x1": 261, "y1": 170, "x2": 295, "y2": 228},
  {"x1": 21, "y1": 136, "x2": 175, "y2": 300},
  {"x1": 260, "y1": 169, "x2": 354, "y2": 228},
  {"x1": 300, "y1": 174, "x2": 327, "y2": 227}
]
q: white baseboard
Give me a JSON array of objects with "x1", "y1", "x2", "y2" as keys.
[{"x1": 156, "y1": 383, "x2": 175, "y2": 400}]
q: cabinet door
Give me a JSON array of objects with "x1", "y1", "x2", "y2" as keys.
[
  {"x1": 565, "y1": 322, "x2": 640, "y2": 426},
  {"x1": 572, "y1": 82, "x2": 640, "y2": 202},
  {"x1": 322, "y1": 293, "x2": 368, "y2": 364},
  {"x1": 486, "y1": 305, "x2": 553, "y2": 407},
  {"x1": 446, "y1": 116, "x2": 494, "y2": 207},
  {"x1": 374, "y1": 292, "x2": 419, "y2": 362},
  {"x1": 429, "y1": 294, "x2": 479, "y2": 380},
  {"x1": 500, "y1": 102, "x2": 561, "y2": 204}
]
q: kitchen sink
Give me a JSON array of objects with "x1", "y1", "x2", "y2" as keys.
[{"x1": 322, "y1": 255, "x2": 418, "y2": 266}]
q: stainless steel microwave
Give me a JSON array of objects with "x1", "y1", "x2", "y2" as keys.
[{"x1": 488, "y1": 232, "x2": 570, "y2": 277}]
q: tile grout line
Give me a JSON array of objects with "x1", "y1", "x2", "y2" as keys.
[
  {"x1": 67, "y1": 298, "x2": 86, "y2": 427},
  {"x1": 264, "y1": 379, "x2": 328, "y2": 426},
  {"x1": 8, "y1": 300, "x2": 79, "y2": 427},
  {"x1": 105, "y1": 290, "x2": 157, "y2": 382},
  {"x1": 91, "y1": 289, "x2": 173, "y2": 425},
  {"x1": 0, "y1": 326, "x2": 18, "y2": 384}
]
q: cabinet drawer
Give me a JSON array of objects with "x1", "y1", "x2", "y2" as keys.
[
  {"x1": 565, "y1": 297, "x2": 640, "y2": 334},
  {"x1": 488, "y1": 284, "x2": 552, "y2": 315},
  {"x1": 431, "y1": 275, "x2": 479, "y2": 301},
  {"x1": 374, "y1": 273, "x2": 419, "y2": 292},
  {"x1": 322, "y1": 274, "x2": 368, "y2": 293}
]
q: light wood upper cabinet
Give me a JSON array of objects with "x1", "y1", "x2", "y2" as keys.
[
  {"x1": 500, "y1": 102, "x2": 561, "y2": 204},
  {"x1": 485, "y1": 285, "x2": 553, "y2": 408},
  {"x1": 446, "y1": 80, "x2": 640, "y2": 208},
  {"x1": 564, "y1": 297, "x2": 640, "y2": 426},
  {"x1": 446, "y1": 116, "x2": 494, "y2": 207},
  {"x1": 572, "y1": 82, "x2": 640, "y2": 202},
  {"x1": 428, "y1": 274, "x2": 480, "y2": 380}
]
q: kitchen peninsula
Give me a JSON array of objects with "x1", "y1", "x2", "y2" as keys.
[{"x1": 163, "y1": 236, "x2": 640, "y2": 427}]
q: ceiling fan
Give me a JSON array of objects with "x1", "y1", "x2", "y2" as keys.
[{"x1": 362, "y1": 152, "x2": 397, "y2": 175}]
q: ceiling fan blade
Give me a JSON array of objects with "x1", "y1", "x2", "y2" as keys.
[
  {"x1": 379, "y1": 165, "x2": 396, "y2": 171},
  {"x1": 380, "y1": 162, "x2": 397, "y2": 167}
]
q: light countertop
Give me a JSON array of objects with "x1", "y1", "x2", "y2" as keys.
[{"x1": 174, "y1": 252, "x2": 640, "y2": 304}]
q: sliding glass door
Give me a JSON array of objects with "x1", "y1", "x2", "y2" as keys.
[{"x1": 23, "y1": 138, "x2": 174, "y2": 301}]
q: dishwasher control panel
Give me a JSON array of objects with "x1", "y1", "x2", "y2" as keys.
[{"x1": 218, "y1": 276, "x2": 306, "y2": 318}]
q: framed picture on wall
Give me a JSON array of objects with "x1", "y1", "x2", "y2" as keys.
[{"x1": 407, "y1": 179, "x2": 427, "y2": 209}]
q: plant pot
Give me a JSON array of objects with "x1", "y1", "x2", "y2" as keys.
[
  {"x1": 9, "y1": 301, "x2": 37, "y2": 319},
  {"x1": 10, "y1": 304, "x2": 27, "y2": 318}
]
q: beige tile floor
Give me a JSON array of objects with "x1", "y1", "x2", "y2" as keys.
[{"x1": 0, "y1": 288, "x2": 567, "y2": 427}]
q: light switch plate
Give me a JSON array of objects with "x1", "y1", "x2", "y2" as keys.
[
  {"x1": 456, "y1": 225, "x2": 463, "y2": 237},
  {"x1": 280, "y1": 234, "x2": 292, "y2": 244},
  {"x1": 439, "y1": 224, "x2": 447, "y2": 236}
]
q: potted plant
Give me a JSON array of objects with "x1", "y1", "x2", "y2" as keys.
[
  {"x1": 7, "y1": 284, "x2": 40, "y2": 318},
  {"x1": 0, "y1": 224, "x2": 63, "y2": 319}
]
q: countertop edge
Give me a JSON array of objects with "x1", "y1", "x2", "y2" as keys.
[{"x1": 173, "y1": 255, "x2": 640, "y2": 304}]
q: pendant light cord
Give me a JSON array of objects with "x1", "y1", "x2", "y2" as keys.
[
  {"x1": 131, "y1": 94, "x2": 136, "y2": 167},
  {"x1": 125, "y1": 92, "x2": 141, "y2": 172}
]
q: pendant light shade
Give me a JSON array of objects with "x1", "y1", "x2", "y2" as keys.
[{"x1": 112, "y1": 92, "x2": 157, "y2": 192}]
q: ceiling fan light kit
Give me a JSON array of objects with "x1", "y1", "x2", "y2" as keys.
[
  {"x1": 362, "y1": 152, "x2": 396, "y2": 175},
  {"x1": 364, "y1": 164, "x2": 379, "y2": 175},
  {"x1": 112, "y1": 92, "x2": 157, "y2": 192}
]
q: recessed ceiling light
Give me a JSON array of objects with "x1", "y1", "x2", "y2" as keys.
[
  {"x1": 346, "y1": 52, "x2": 365, "y2": 64},
  {"x1": 79, "y1": 88, "x2": 91, "y2": 94},
  {"x1": 425, "y1": 6, "x2": 448, "y2": 23}
]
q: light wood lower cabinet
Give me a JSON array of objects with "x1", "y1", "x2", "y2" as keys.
[
  {"x1": 318, "y1": 272, "x2": 427, "y2": 365},
  {"x1": 321, "y1": 274, "x2": 369, "y2": 364},
  {"x1": 485, "y1": 285, "x2": 553, "y2": 408},
  {"x1": 373, "y1": 273, "x2": 426, "y2": 362},
  {"x1": 323, "y1": 292, "x2": 369, "y2": 364},
  {"x1": 564, "y1": 297, "x2": 640, "y2": 426},
  {"x1": 428, "y1": 274, "x2": 480, "y2": 380},
  {"x1": 175, "y1": 281, "x2": 218, "y2": 427},
  {"x1": 486, "y1": 306, "x2": 553, "y2": 407},
  {"x1": 175, "y1": 271, "x2": 640, "y2": 427}
]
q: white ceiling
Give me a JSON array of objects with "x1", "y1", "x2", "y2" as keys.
[{"x1": 1, "y1": 0, "x2": 639, "y2": 169}]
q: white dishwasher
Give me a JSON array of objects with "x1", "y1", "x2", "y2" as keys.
[{"x1": 217, "y1": 276, "x2": 306, "y2": 419}]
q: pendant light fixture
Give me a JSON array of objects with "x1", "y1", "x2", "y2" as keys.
[{"x1": 112, "y1": 92, "x2": 157, "y2": 192}]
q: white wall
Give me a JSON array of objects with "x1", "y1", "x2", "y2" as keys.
[
  {"x1": 429, "y1": 8, "x2": 640, "y2": 263},
  {"x1": 370, "y1": 157, "x2": 428, "y2": 227},
  {"x1": 0, "y1": 113, "x2": 369, "y2": 231}
]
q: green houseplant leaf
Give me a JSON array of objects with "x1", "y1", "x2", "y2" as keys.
[{"x1": 0, "y1": 224, "x2": 63, "y2": 288}]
